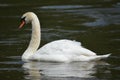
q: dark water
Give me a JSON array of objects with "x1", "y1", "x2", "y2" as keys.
[{"x1": 0, "y1": 0, "x2": 120, "y2": 80}]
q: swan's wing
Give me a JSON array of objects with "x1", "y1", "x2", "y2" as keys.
[
  {"x1": 77, "y1": 47, "x2": 96, "y2": 56},
  {"x1": 36, "y1": 39, "x2": 81, "y2": 54},
  {"x1": 35, "y1": 39, "x2": 96, "y2": 56},
  {"x1": 32, "y1": 39, "x2": 104, "y2": 62}
]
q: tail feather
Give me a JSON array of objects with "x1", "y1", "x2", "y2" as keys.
[
  {"x1": 99, "y1": 53, "x2": 111, "y2": 58},
  {"x1": 90, "y1": 53, "x2": 111, "y2": 61}
]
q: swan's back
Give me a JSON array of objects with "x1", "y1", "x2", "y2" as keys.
[
  {"x1": 36, "y1": 39, "x2": 82, "y2": 55},
  {"x1": 37, "y1": 39, "x2": 97, "y2": 55}
]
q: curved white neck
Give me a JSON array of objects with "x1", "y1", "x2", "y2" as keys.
[
  {"x1": 22, "y1": 15, "x2": 41, "y2": 60},
  {"x1": 28, "y1": 17, "x2": 41, "y2": 52}
]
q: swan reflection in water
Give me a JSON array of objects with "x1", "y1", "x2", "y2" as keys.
[
  {"x1": 23, "y1": 62, "x2": 41, "y2": 80},
  {"x1": 22, "y1": 61, "x2": 109, "y2": 80}
]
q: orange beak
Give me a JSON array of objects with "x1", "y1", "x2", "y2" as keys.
[{"x1": 19, "y1": 20, "x2": 25, "y2": 29}]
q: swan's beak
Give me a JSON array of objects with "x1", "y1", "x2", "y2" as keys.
[{"x1": 19, "y1": 20, "x2": 25, "y2": 29}]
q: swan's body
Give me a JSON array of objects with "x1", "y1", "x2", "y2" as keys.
[{"x1": 20, "y1": 12, "x2": 111, "y2": 62}]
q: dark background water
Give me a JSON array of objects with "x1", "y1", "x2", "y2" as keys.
[{"x1": 0, "y1": 0, "x2": 120, "y2": 80}]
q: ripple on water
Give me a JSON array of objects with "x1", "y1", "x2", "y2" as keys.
[
  {"x1": 40, "y1": 5, "x2": 92, "y2": 9},
  {"x1": 39, "y1": 5, "x2": 120, "y2": 27}
]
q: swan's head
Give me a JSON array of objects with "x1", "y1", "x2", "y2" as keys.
[{"x1": 19, "y1": 12, "x2": 37, "y2": 28}]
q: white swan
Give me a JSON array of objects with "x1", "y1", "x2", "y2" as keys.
[{"x1": 19, "y1": 12, "x2": 111, "y2": 62}]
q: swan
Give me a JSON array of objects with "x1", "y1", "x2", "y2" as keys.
[{"x1": 19, "y1": 12, "x2": 111, "y2": 62}]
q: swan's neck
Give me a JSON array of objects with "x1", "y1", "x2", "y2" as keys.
[
  {"x1": 28, "y1": 18, "x2": 41, "y2": 52},
  {"x1": 22, "y1": 16, "x2": 41, "y2": 60}
]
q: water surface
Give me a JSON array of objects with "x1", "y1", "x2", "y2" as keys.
[{"x1": 0, "y1": 0, "x2": 120, "y2": 80}]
